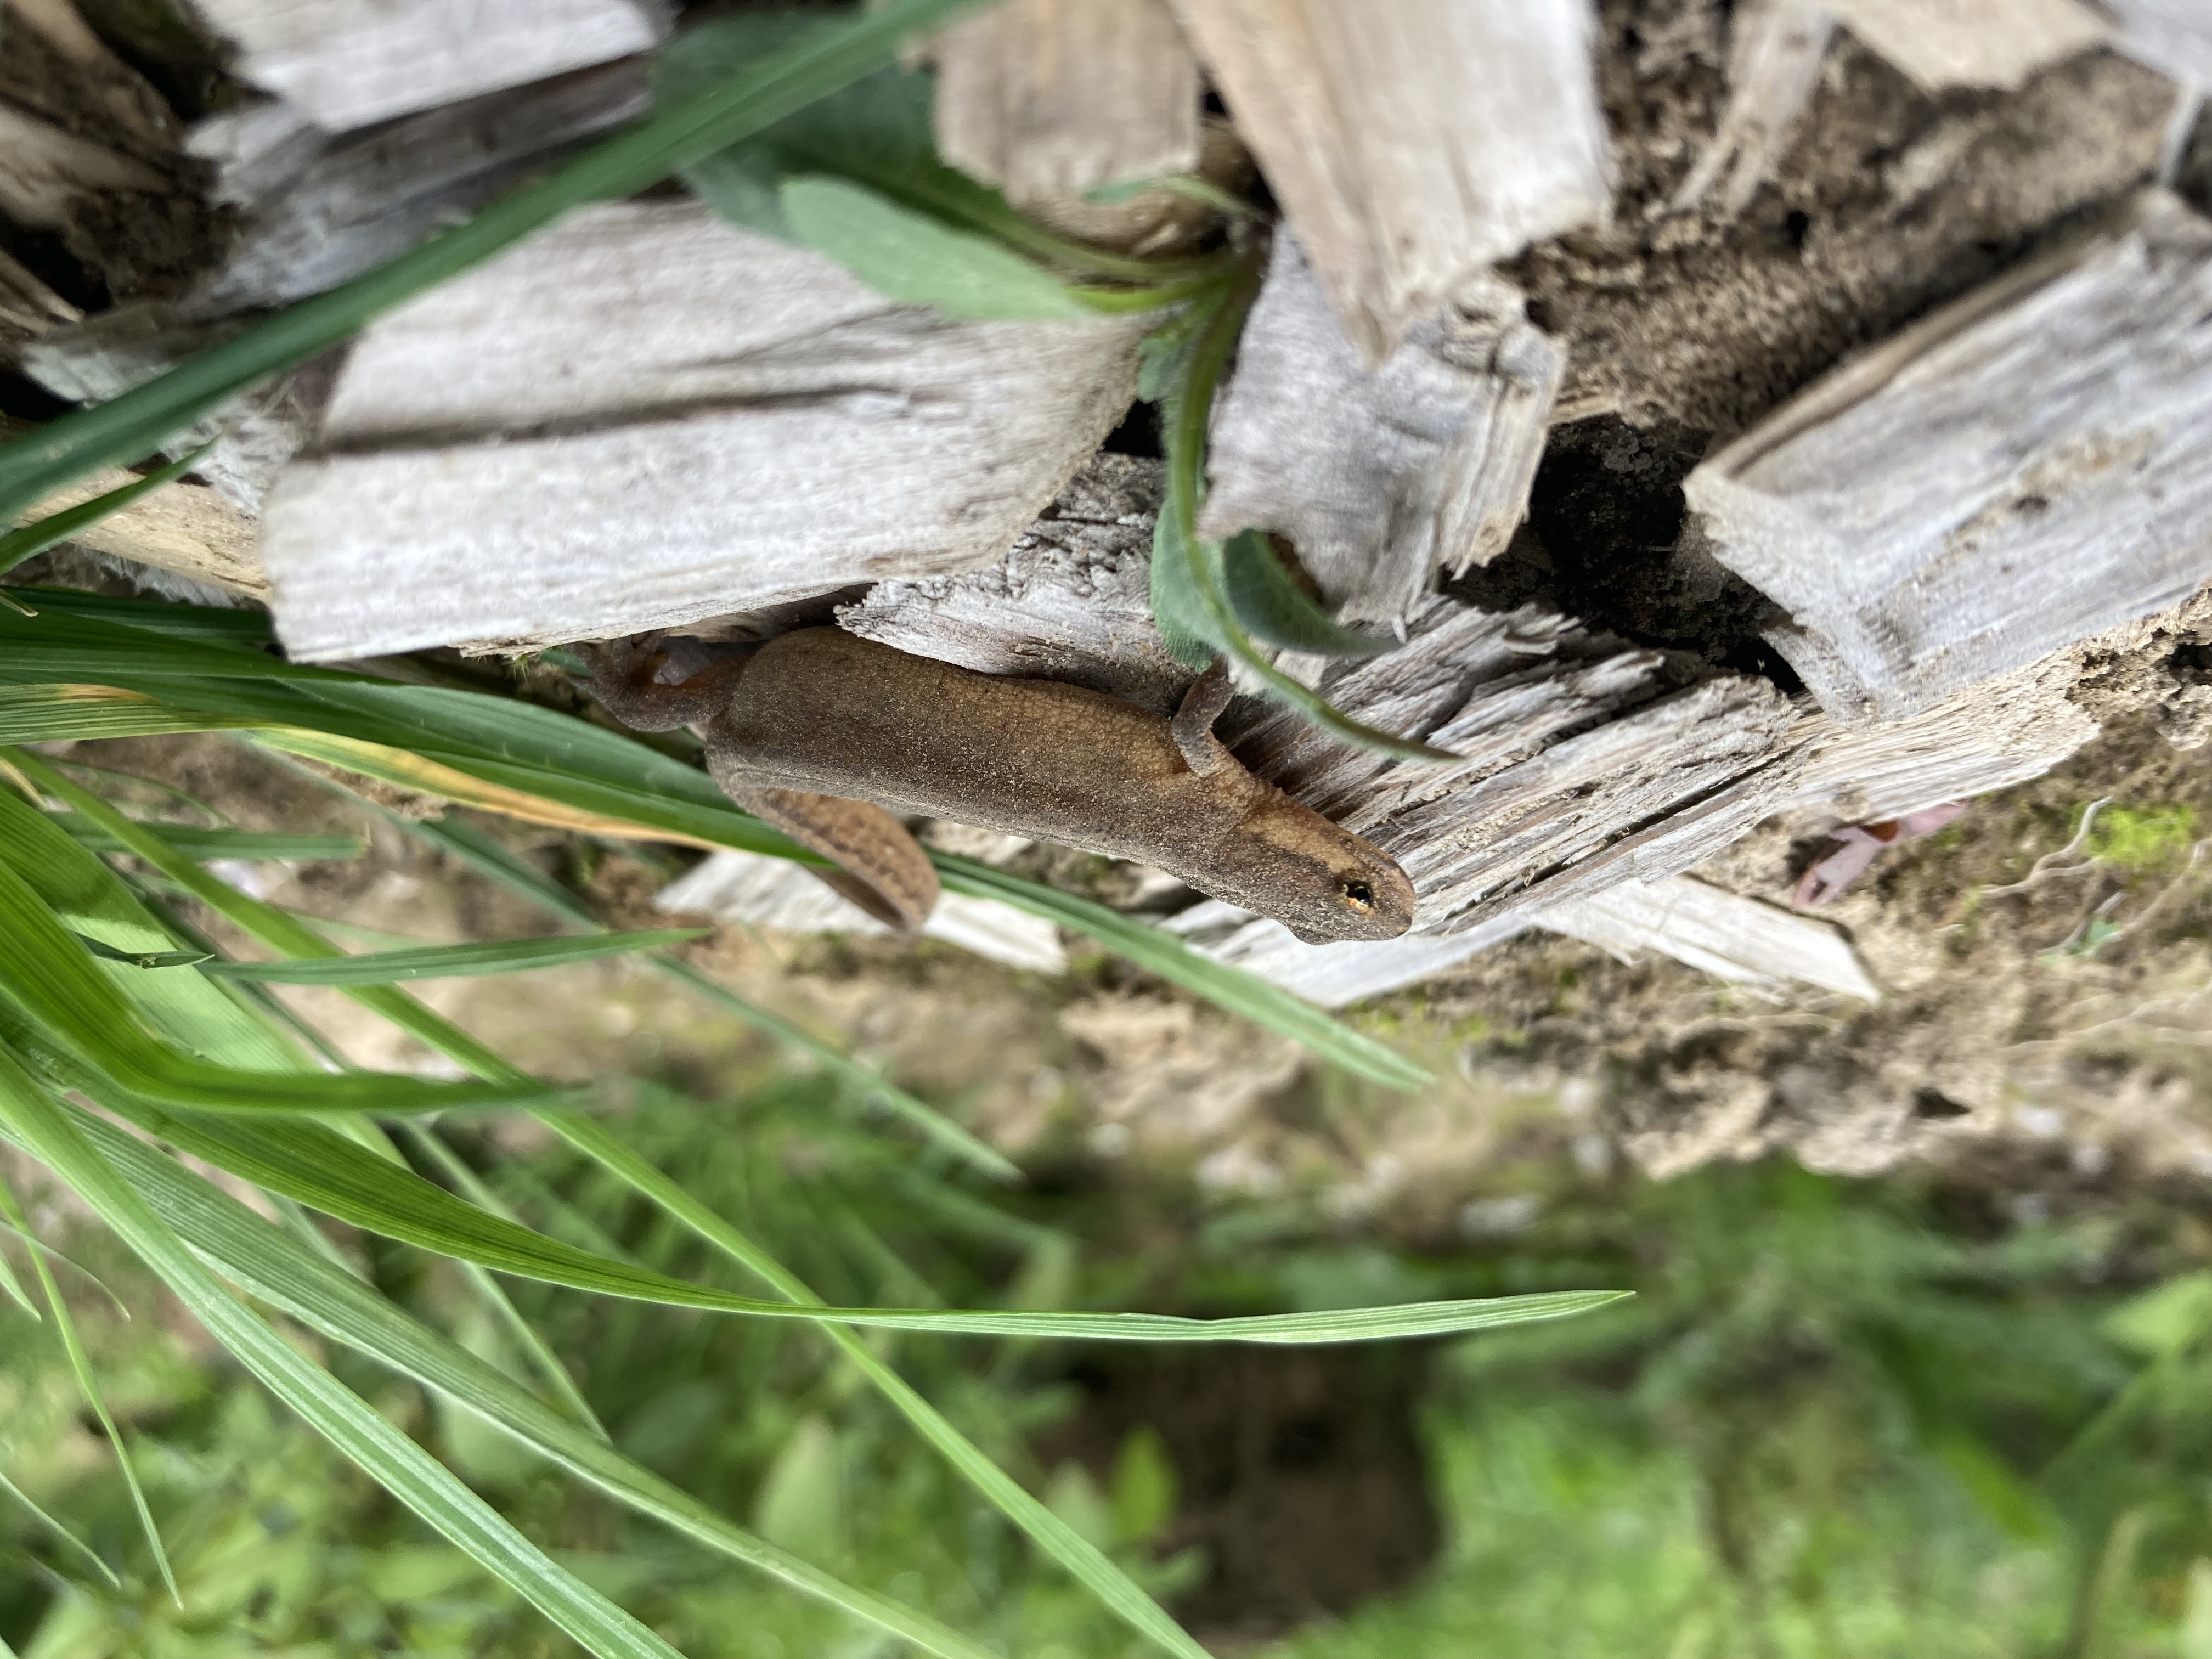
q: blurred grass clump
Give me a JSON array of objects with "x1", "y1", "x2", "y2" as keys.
[{"x1": 15, "y1": 1105, "x2": 2212, "y2": 1658}]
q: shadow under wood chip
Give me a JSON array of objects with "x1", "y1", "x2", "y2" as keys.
[{"x1": 1036, "y1": 1345, "x2": 1439, "y2": 1641}]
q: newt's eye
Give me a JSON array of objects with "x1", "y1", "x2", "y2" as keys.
[{"x1": 1340, "y1": 879, "x2": 1375, "y2": 910}]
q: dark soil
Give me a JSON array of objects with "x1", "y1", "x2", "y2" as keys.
[{"x1": 1037, "y1": 1345, "x2": 1440, "y2": 1643}]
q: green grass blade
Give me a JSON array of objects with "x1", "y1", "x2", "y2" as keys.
[
  {"x1": 0, "y1": 783, "x2": 306, "y2": 1074},
  {"x1": 98, "y1": 1074, "x2": 1598, "y2": 1341},
  {"x1": 399, "y1": 1124, "x2": 612, "y2": 1443},
  {"x1": 0, "y1": 1177, "x2": 179, "y2": 1605},
  {"x1": 0, "y1": 0, "x2": 992, "y2": 522},
  {"x1": 0, "y1": 1051, "x2": 687, "y2": 1659},
  {"x1": 0, "y1": 1464, "x2": 121, "y2": 1590},
  {"x1": 197, "y1": 928, "x2": 707, "y2": 985},
  {"x1": 43, "y1": 1104, "x2": 1003, "y2": 1659},
  {"x1": 0, "y1": 1230, "x2": 36, "y2": 1317},
  {"x1": 0, "y1": 1217, "x2": 133, "y2": 1318},
  {"x1": 0, "y1": 446, "x2": 212, "y2": 579},
  {"x1": 48, "y1": 811, "x2": 364, "y2": 862},
  {"x1": 5, "y1": 586, "x2": 278, "y2": 645}
]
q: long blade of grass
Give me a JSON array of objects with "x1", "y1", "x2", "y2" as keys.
[
  {"x1": 0, "y1": 782, "x2": 306, "y2": 1075},
  {"x1": 0, "y1": 1465, "x2": 121, "y2": 1590},
  {"x1": 38, "y1": 1102, "x2": 1003, "y2": 1659},
  {"x1": 0, "y1": 1215, "x2": 131, "y2": 1316},
  {"x1": 110, "y1": 1094, "x2": 1620, "y2": 1341},
  {"x1": 0, "y1": 1051, "x2": 688, "y2": 1659},
  {"x1": 196, "y1": 928, "x2": 707, "y2": 985},
  {"x1": 0, "y1": 1240, "x2": 35, "y2": 1317},
  {"x1": 0, "y1": 0, "x2": 992, "y2": 522},
  {"x1": 0, "y1": 1177, "x2": 179, "y2": 1605},
  {"x1": 0, "y1": 446, "x2": 212, "y2": 579}
]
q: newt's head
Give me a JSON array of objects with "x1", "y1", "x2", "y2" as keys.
[{"x1": 1227, "y1": 797, "x2": 1418, "y2": 944}]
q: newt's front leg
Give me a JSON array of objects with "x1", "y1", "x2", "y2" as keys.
[{"x1": 578, "y1": 639, "x2": 941, "y2": 932}]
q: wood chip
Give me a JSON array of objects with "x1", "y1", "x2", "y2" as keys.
[
  {"x1": 1825, "y1": 0, "x2": 2108, "y2": 91},
  {"x1": 1167, "y1": 870, "x2": 1878, "y2": 1006},
  {"x1": 18, "y1": 462, "x2": 266, "y2": 598},
  {"x1": 184, "y1": 0, "x2": 669, "y2": 135},
  {"x1": 654, "y1": 848, "x2": 1068, "y2": 974},
  {"x1": 1539, "y1": 874, "x2": 1878, "y2": 1000},
  {"x1": 1671, "y1": 0, "x2": 1837, "y2": 219},
  {"x1": 1686, "y1": 190, "x2": 2212, "y2": 723},
  {"x1": 0, "y1": 98, "x2": 165, "y2": 231},
  {"x1": 932, "y1": 0, "x2": 1201, "y2": 204},
  {"x1": 1162, "y1": 899, "x2": 1537, "y2": 1007},
  {"x1": 1169, "y1": 0, "x2": 1612, "y2": 360},
  {"x1": 188, "y1": 59, "x2": 653, "y2": 311},
  {"x1": 1195, "y1": 234, "x2": 1562, "y2": 623},
  {"x1": 259, "y1": 201, "x2": 1148, "y2": 661}
]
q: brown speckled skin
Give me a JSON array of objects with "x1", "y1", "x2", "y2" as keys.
[{"x1": 695, "y1": 629, "x2": 1414, "y2": 944}]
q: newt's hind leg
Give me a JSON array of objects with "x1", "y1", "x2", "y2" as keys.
[
  {"x1": 577, "y1": 636, "x2": 753, "y2": 733},
  {"x1": 1171, "y1": 657, "x2": 1239, "y2": 777},
  {"x1": 718, "y1": 771, "x2": 941, "y2": 934}
]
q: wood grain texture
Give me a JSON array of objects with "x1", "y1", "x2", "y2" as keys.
[
  {"x1": 0, "y1": 98, "x2": 165, "y2": 231},
  {"x1": 1826, "y1": 0, "x2": 2107, "y2": 90},
  {"x1": 1169, "y1": 0, "x2": 1611, "y2": 360},
  {"x1": 1195, "y1": 234, "x2": 1562, "y2": 623},
  {"x1": 1786, "y1": 657, "x2": 2097, "y2": 825},
  {"x1": 1166, "y1": 870, "x2": 1876, "y2": 1006},
  {"x1": 188, "y1": 59, "x2": 652, "y2": 311},
  {"x1": 260, "y1": 201, "x2": 1148, "y2": 661},
  {"x1": 932, "y1": 0, "x2": 1201, "y2": 204},
  {"x1": 1161, "y1": 898, "x2": 1535, "y2": 1007},
  {"x1": 840, "y1": 453, "x2": 1190, "y2": 713},
  {"x1": 654, "y1": 848, "x2": 1068, "y2": 974},
  {"x1": 1686, "y1": 190, "x2": 2212, "y2": 723},
  {"x1": 183, "y1": 0, "x2": 668, "y2": 134}
]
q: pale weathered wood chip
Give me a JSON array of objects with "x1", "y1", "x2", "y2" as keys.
[
  {"x1": 1687, "y1": 190, "x2": 2212, "y2": 723},
  {"x1": 1196, "y1": 233, "x2": 1562, "y2": 624},
  {"x1": 932, "y1": 0, "x2": 1202, "y2": 204},
  {"x1": 1169, "y1": 0, "x2": 1612, "y2": 360},
  {"x1": 259, "y1": 201, "x2": 1148, "y2": 661}
]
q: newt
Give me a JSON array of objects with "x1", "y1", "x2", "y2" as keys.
[{"x1": 584, "y1": 628, "x2": 1416, "y2": 944}]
